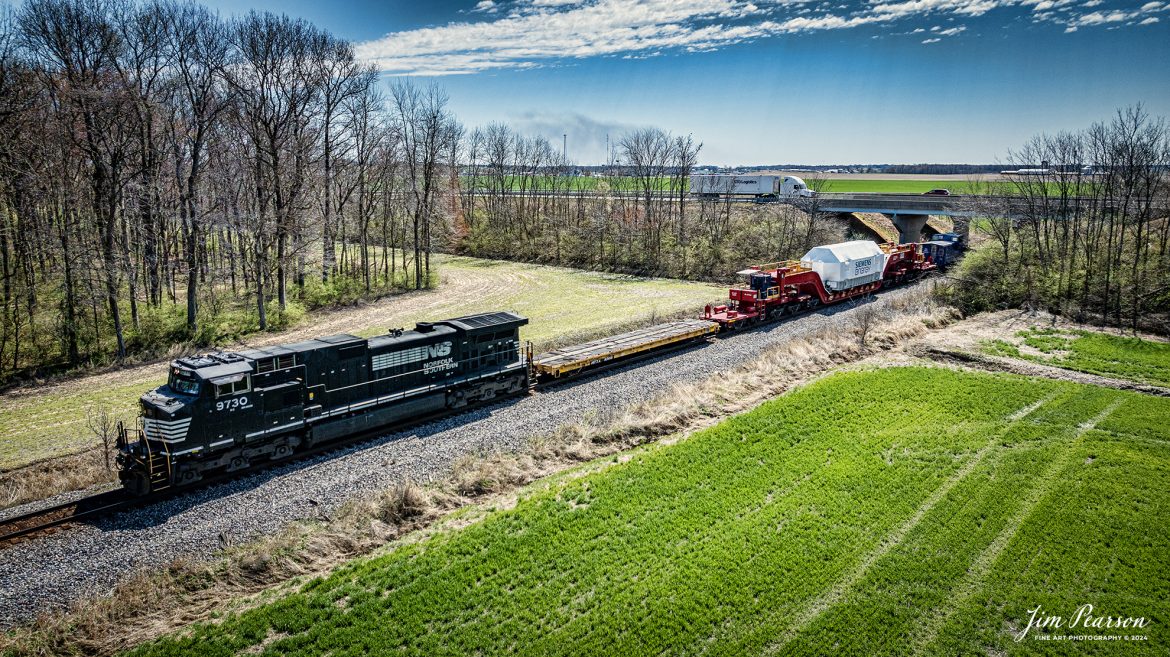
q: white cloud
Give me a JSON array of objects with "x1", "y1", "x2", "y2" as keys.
[
  {"x1": 922, "y1": 36, "x2": 942, "y2": 41},
  {"x1": 353, "y1": 0, "x2": 1167, "y2": 75},
  {"x1": 1075, "y1": 9, "x2": 1134, "y2": 24},
  {"x1": 1065, "y1": 24, "x2": 1078, "y2": 30},
  {"x1": 911, "y1": 26, "x2": 926, "y2": 31},
  {"x1": 1140, "y1": 15, "x2": 1160, "y2": 22}
]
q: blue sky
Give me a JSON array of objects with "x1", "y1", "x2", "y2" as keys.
[{"x1": 205, "y1": 0, "x2": 1170, "y2": 165}]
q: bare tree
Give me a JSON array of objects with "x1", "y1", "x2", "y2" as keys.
[
  {"x1": 850, "y1": 296, "x2": 884, "y2": 347},
  {"x1": 21, "y1": 0, "x2": 136, "y2": 358},
  {"x1": 165, "y1": 0, "x2": 230, "y2": 335},
  {"x1": 86, "y1": 406, "x2": 116, "y2": 470},
  {"x1": 390, "y1": 80, "x2": 460, "y2": 289}
]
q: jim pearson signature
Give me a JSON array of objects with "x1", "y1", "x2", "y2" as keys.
[{"x1": 1018, "y1": 604, "x2": 1149, "y2": 642}]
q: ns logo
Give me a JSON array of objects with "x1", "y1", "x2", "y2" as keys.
[{"x1": 428, "y1": 341, "x2": 453, "y2": 358}]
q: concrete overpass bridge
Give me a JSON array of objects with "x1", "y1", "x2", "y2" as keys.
[{"x1": 811, "y1": 193, "x2": 978, "y2": 244}]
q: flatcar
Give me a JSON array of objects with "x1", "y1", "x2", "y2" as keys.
[
  {"x1": 116, "y1": 312, "x2": 530, "y2": 494},
  {"x1": 703, "y1": 240, "x2": 935, "y2": 329}
]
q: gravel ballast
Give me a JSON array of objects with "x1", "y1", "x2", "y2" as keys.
[{"x1": 0, "y1": 285, "x2": 929, "y2": 627}]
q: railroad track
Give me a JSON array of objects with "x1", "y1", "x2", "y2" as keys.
[
  {"x1": 0, "y1": 275, "x2": 930, "y2": 551},
  {"x1": 0, "y1": 381, "x2": 536, "y2": 552},
  {"x1": 0, "y1": 490, "x2": 132, "y2": 548},
  {"x1": 0, "y1": 335, "x2": 715, "y2": 551}
]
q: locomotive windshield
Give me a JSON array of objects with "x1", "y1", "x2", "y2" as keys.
[{"x1": 168, "y1": 369, "x2": 201, "y2": 396}]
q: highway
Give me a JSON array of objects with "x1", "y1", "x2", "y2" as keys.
[{"x1": 484, "y1": 189, "x2": 1167, "y2": 217}]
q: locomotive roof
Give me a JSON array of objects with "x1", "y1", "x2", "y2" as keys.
[
  {"x1": 171, "y1": 357, "x2": 253, "y2": 381},
  {"x1": 190, "y1": 313, "x2": 529, "y2": 371},
  {"x1": 440, "y1": 311, "x2": 528, "y2": 332},
  {"x1": 368, "y1": 324, "x2": 457, "y2": 350}
]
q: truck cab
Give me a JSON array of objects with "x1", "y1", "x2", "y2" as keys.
[{"x1": 781, "y1": 176, "x2": 815, "y2": 198}]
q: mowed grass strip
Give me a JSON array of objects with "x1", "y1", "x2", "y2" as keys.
[
  {"x1": 986, "y1": 327, "x2": 1170, "y2": 388},
  {"x1": 927, "y1": 397, "x2": 1170, "y2": 655},
  {"x1": 124, "y1": 367, "x2": 1168, "y2": 657},
  {"x1": 0, "y1": 255, "x2": 723, "y2": 470}
]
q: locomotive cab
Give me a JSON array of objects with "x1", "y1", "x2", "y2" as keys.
[{"x1": 119, "y1": 354, "x2": 267, "y2": 494}]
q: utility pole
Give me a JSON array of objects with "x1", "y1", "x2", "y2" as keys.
[{"x1": 562, "y1": 133, "x2": 567, "y2": 160}]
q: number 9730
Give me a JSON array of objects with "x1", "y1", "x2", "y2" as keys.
[{"x1": 216, "y1": 396, "x2": 250, "y2": 412}]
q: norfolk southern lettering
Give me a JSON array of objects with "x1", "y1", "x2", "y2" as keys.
[{"x1": 116, "y1": 313, "x2": 530, "y2": 494}]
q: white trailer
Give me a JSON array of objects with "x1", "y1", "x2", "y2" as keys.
[
  {"x1": 689, "y1": 175, "x2": 778, "y2": 196},
  {"x1": 689, "y1": 174, "x2": 815, "y2": 198}
]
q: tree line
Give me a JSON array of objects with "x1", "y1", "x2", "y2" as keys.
[
  {"x1": 458, "y1": 124, "x2": 836, "y2": 279},
  {"x1": 0, "y1": 0, "x2": 460, "y2": 379},
  {"x1": 951, "y1": 106, "x2": 1170, "y2": 332},
  {"x1": 0, "y1": 0, "x2": 840, "y2": 382},
  {"x1": 1, "y1": 0, "x2": 1164, "y2": 382}
]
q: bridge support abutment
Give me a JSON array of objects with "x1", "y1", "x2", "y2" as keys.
[{"x1": 886, "y1": 213, "x2": 929, "y2": 244}]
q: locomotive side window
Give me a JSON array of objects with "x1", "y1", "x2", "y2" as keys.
[
  {"x1": 256, "y1": 358, "x2": 275, "y2": 373},
  {"x1": 214, "y1": 375, "x2": 250, "y2": 397}
]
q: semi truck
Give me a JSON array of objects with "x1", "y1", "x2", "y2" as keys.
[{"x1": 689, "y1": 174, "x2": 815, "y2": 199}]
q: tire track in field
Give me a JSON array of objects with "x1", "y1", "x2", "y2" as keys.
[
  {"x1": 908, "y1": 397, "x2": 1123, "y2": 654},
  {"x1": 761, "y1": 391, "x2": 1062, "y2": 655}
]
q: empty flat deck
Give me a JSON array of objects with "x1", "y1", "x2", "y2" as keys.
[{"x1": 533, "y1": 320, "x2": 718, "y2": 377}]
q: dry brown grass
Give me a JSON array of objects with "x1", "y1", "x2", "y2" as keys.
[
  {"x1": 0, "y1": 288, "x2": 960, "y2": 657},
  {"x1": 0, "y1": 451, "x2": 117, "y2": 511}
]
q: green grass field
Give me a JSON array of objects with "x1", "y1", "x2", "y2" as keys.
[
  {"x1": 466, "y1": 176, "x2": 1057, "y2": 196},
  {"x1": 0, "y1": 255, "x2": 724, "y2": 470},
  {"x1": 985, "y1": 327, "x2": 1170, "y2": 387},
  {"x1": 815, "y1": 179, "x2": 976, "y2": 194},
  {"x1": 126, "y1": 367, "x2": 1169, "y2": 656}
]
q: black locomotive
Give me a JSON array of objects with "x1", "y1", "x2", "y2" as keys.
[{"x1": 116, "y1": 312, "x2": 530, "y2": 495}]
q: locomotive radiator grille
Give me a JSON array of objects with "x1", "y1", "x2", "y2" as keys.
[
  {"x1": 143, "y1": 417, "x2": 192, "y2": 443},
  {"x1": 372, "y1": 345, "x2": 432, "y2": 371}
]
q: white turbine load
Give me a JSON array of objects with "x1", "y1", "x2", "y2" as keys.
[{"x1": 800, "y1": 240, "x2": 888, "y2": 292}]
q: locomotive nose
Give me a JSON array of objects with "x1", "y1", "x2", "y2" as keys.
[{"x1": 140, "y1": 388, "x2": 193, "y2": 443}]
